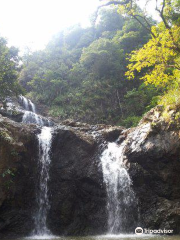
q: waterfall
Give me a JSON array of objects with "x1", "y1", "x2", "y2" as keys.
[
  {"x1": 29, "y1": 99, "x2": 36, "y2": 113},
  {"x1": 33, "y1": 127, "x2": 53, "y2": 236},
  {"x1": 100, "y1": 142, "x2": 136, "y2": 234},
  {"x1": 19, "y1": 95, "x2": 36, "y2": 112},
  {"x1": 19, "y1": 95, "x2": 51, "y2": 127},
  {"x1": 23, "y1": 111, "x2": 44, "y2": 126},
  {"x1": 19, "y1": 96, "x2": 53, "y2": 236},
  {"x1": 19, "y1": 95, "x2": 30, "y2": 110}
]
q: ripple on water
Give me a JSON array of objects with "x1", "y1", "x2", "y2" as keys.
[
  {"x1": 26, "y1": 234, "x2": 60, "y2": 240},
  {"x1": 18, "y1": 235, "x2": 180, "y2": 240}
]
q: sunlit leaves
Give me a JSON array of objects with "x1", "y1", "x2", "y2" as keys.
[
  {"x1": 126, "y1": 23, "x2": 180, "y2": 87},
  {"x1": 20, "y1": 8, "x2": 152, "y2": 125}
]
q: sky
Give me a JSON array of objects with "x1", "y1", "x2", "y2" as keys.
[{"x1": 0, "y1": 0, "x2": 159, "y2": 52}]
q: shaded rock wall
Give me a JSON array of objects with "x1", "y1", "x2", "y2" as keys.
[
  {"x1": 0, "y1": 115, "x2": 39, "y2": 239},
  {"x1": 48, "y1": 127, "x2": 107, "y2": 235},
  {"x1": 1, "y1": 106, "x2": 180, "y2": 237}
]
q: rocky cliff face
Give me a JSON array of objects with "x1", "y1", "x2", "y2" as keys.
[
  {"x1": 47, "y1": 123, "x2": 133, "y2": 236},
  {"x1": 0, "y1": 106, "x2": 180, "y2": 238},
  {"x1": 49, "y1": 126, "x2": 106, "y2": 235},
  {"x1": 123, "y1": 107, "x2": 180, "y2": 234},
  {"x1": 0, "y1": 115, "x2": 39, "y2": 238}
]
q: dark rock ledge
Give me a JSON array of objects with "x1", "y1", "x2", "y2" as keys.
[{"x1": 0, "y1": 106, "x2": 180, "y2": 237}]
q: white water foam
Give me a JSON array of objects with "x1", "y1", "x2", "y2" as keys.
[
  {"x1": 28, "y1": 234, "x2": 59, "y2": 240},
  {"x1": 33, "y1": 127, "x2": 53, "y2": 237},
  {"x1": 100, "y1": 142, "x2": 135, "y2": 234},
  {"x1": 22, "y1": 111, "x2": 44, "y2": 126}
]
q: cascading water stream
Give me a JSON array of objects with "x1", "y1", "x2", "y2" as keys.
[
  {"x1": 23, "y1": 111, "x2": 44, "y2": 126},
  {"x1": 19, "y1": 96, "x2": 53, "y2": 237},
  {"x1": 100, "y1": 142, "x2": 136, "y2": 234},
  {"x1": 33, "y1": 126, "x2": 53, "y2": 237},
  {"x1": 19, "y1": 95, "x2": 36, "y2": 112},
  {"x1": 29, "y1": 99, "x2": 36, "y2": 113},
  {"x1": 19, "y1": 95, "x2": 31, "y2": 111},
  {"x1": 19, "y1": 95, "x2": 137, "y2": 236},
  {"x1": 19, "y1": 95, "x2": 51, "y2": 126}
]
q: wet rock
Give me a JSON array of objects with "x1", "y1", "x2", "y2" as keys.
[
  {"x1": 48, "y1": 127, "x2": 107, "y2": 235},
  {"x1": 101, "y1": 126, "x2": 124, "y2": 142},
  {"x1": 1, "y1": 104, "x2": 180, "y2": 237},
  {"x1": 124, "y1": 107, "x2": 180, "y2": 234},
  {"x1": 0, "y1": 104, "x2": 24, "y2": 123},
  {"x1": 0, "y1": 115, "x2": 39, "y2": 239}
]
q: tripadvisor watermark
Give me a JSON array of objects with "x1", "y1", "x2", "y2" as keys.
[{"x1": 135, "y1": 227, "x2": 173, "y2": 235}]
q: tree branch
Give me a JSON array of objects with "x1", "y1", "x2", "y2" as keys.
[
  {"x1": 134, "y1": 14, "x2": 152, "y2": 30},
  {"x1": 97, "y1": 0, "x2": 132, "y2": 12},
  {"x1": 96, "y1": 0, "x2": 180, "y2": 53},
  {"x1": 132, "y1": 14, "x2": 156, "y2": 38},
  {"x1": 96, "y1": 0, "x2": 131, "y2": 18},
  {"x1": 167, "y1": 64, "x2": 180, "y2": 70},
  {"x1": 99, "y1": 0, "x2": 131, "y2": 4},
  {"x1": 96, "y1": 0, "x2": 156, "y2": 37},
  {"x1": 155, "y1": 0, "x2": 171, "y2": 29},
  {"x1": 155, "y1": 0, "x2": 180, "y2": 53}
]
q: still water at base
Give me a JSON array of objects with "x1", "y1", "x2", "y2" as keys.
[{"x1": 9, "y1": 235, "x2": 180, "y2": 240}]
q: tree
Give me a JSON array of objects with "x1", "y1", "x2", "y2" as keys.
[
  {"x1": 96, "y1": 0, "x2": 155, "y2": 36},
  {"x1": 125, "y1": 0, "x2": 180, "y2": 88},
  {"x1": 96, "y1": 7, "x2": 124, "y2": 37},
  {"x1": 97, "y1": 0, "x2": 180, "y2": 112},
  {"x1": 126, "y1": 23, "x2": 180, "y2": 87},
  {"x1": 0, "y1": 37, "x2": 22, "y2": 100},
  {"x1": 97, "y1": 0, "x2": 179, "y2": 43},
  {"x1": 19, "y1": 8, "x2": 152, "y2": 126},
  {"x1": 80, "y1": 38, "x2": 124, "y2": 78}
]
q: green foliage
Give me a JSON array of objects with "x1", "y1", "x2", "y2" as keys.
[
  {"x1": 124, "y1": 84, "x2": 160, "y2": 115},
  {"x1": 0, "y1": 129, "x2": 13, "y2": 143},
  {"x1": 0, "y1": 0, "x2": 177, "y2": 128},
  {"x1": 19, "y1": 8, "x2": 157, "y2": 127},
  {"x1": 126, "y1": 24, "x2": 180, "y2": 88},
  {"x1": 120, "y1": 115, "x2": 142, "y2": 128},
  {"x1": 125, "y1": 0, "x2": 180, "y2": 97},
  {"x1": 10, "y1": 150, "x2": 19, "y2": 157},
  {"x1": 80, "y1": 38, "x2": 125, "y2": 77},
  {"x1": 96, "y1": 8, "x2": 124, "y2": 37},
  {"x1": 159, "y1": 88, "x2": 180, "y2": 109},
  {"x1": 2, "y1": 168, "x2": 15, "y2": 178},
  {"x1": 120, "y1": 84, "x2": 160, "y2": 127},
  {"x1": 0, "y1": 37, "x2": 23, "y2": 99},
  {"x1": 1, "y1": 168, "x2": 16, "y2": 190}
]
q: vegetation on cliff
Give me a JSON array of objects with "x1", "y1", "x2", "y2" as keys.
[
  {"x1": 18, "y1": 7, "x2": 157, "y2": 126},
  {"x1": 0, "y1": 0, "x2": 180, "y2": 127},
  {"x1": 0, "y1": 37, "x2": 22, "y2": 100},
  {"x1": 125, "y1": 0, "x2": 180, "y2": 116}
]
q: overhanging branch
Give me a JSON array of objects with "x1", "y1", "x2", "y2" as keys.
[
  {"x1": 155, "y1": 0, "x2": 171, "y2": 29},
  {"x1": 97, "y1": 0, "x2": 132, "y2": 12},
  {"x1": 132, "y1": 14, "x2": 156, "y2": 38},
  {"x1": 96, "y1": 0, "x2": 155, "y2": 38}
]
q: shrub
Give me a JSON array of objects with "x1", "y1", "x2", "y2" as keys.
[{"x1": 158, "y1": 88, "x2": 180, "y2": 109}]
